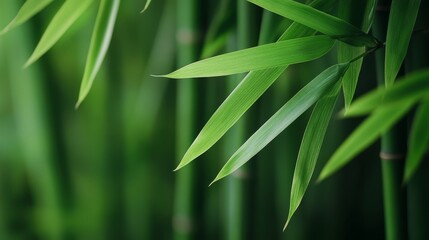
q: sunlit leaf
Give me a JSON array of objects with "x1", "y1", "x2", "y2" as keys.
[
  {"x1": 0, "y1": 0, "x2": 53, "y2": 35},
  {"x1": 404, "y1": 100, "x2": 429, "y2": 182},
  {"x1": 318, "y1": 98, "x2": 417, "y2": 182},
  {"x1": 76, "y1": 0, "x2": 120, "y2": 108},
  {"x1": 25, "y1": 0, "x2": 95, "y2": 67},
  {"x1": 174, "y1": 0, "x2": 334, "y2": 170},
  {"x1": 385, "y1": 0, "x2": 420, "y2": 86},
  {"x1": 162, "y1": 35, "x2": 334, "y2": 79},
  {"x1": 248, "y1": 0, "x2": 379, "y2": 47},
  {"x1": 211, "y1": 63, "x2": 349, "y2": 184},
  {"x1": 344, "y1": 69, "x2": 429, "y2": 116},
  {"x1": 286, "y1": 81, "x2": 341, "y2": 229},
  {"x1": 141, "y1": 0, "x2": 151, "y2": 13}
]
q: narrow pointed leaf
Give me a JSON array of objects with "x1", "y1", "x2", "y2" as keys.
[
  {"x1": 25, "y1": 0, "x2": 95, "y2": 67},
  {"x1": 318, "y1": 98, "x2": 417, "y2": 182},
  {"x1": 404, "y1": 100, "x2": 429, "y2": 182},
  {"x1": 248, "y1": 0, "x2": 379, "y2": 47},
  {"x1": 338, "y1": 0, "x2": 376, "y2": 109},
  {"x1": 175, "y1": 0, "x2": 334, "y2": 170},
  {"x1": 345, "y1": 69, "x2": 429, "y2": 116},
  {"x1": 0, "y1": 0, "x2": 53, "y2": 35},
  {"x1": 286, "y1": 81, "x2": 341, "y2": 229},
  {"x1": 162, "y1": 35, "x2": 334, "y2": 79},
  {"x1": 141, "y1": 0, "x2": 151, "y2": 13},
  {"x1": 211, "y1": 63, "x2": 349, "y2": 183},
  {"x1": 385, "y1": 0, "x2": 420, "y2": 86},
  {"x1": 76, "y1": 0, "x2": 120, "y2": 108}
]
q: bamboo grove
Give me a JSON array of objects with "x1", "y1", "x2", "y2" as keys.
[{"x1": 0, "y1": 0, "x2": 428, "y2": 239}]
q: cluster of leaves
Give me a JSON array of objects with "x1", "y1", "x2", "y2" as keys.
[
  {"x1": 163, "y1": 0, "x2": 426, "y2": 228},
  {"x1": 1, "y1": 0, "x2": 150, "y2": 107}
]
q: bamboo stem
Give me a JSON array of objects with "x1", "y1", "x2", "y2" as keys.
[
  {"x1": 173, "y1": 0, "x2": 199, "y2": 239},
  {"x1": 374, "y1": 1, "x2": 408, "y2": 239}
]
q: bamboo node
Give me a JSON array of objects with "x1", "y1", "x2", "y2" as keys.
[
  {"x1": 379, "y1": 152, "x2": 404, "y2": 161},
  {"x1": 232, "y1": 169, "x2": 249, "y2": 179},
  {"x1": 177, "y1": 29, "x2": 199, "y2": 44},
  {"x1": 172, "y1": 214, "x2": 194, "y2": 234}
]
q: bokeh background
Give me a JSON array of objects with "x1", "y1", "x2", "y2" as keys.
[{"x1": 1, "y1": 0, "x2": 428, "y2": 239}]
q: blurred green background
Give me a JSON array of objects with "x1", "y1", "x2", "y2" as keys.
[{"x1": 1, "y1": 0, "x2": 427, "y2": 239}]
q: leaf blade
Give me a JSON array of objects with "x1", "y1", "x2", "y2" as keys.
[
  {"x1": 318, "y1": 98, "x2": 417, "y2": 182},
  {"x1": 1, "y1": 0, "x2": 53, "y2": 35},
  {"x1": 76, "y1": 0, "x2": 120, "y2": 108},
  {"x1": 163, "y1": 35, "x2": 334, "y2": 79},
  {"x1": 212, "y1": 64, "x2": 349, "y2": 183},
  {"x1": 248, "y1": 0, "x2": 379, "y2": 47},
  {"x1": 404, "y1": 100, "x2": 429, "y2": 182},
  {"x1": 286, "y1": 81, "x2": 341, "y2": 229},
  {"x1": 25, "y1": 0, "x2": 95, "y2": 67},
  {"x1": 385, "y1": 0, "x2": 421, "y2": 86}
]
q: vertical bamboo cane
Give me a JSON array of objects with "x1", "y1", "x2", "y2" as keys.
[
  {"x1": 173, "y1": 0, "x2": 199, "y2": 239},
  {"x1": 374, "y1": 1, "x2": 408, "y2": 239}
]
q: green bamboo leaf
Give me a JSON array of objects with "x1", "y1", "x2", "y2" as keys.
[
  {"x1": 285, "y1": 81, "x2": 341, "y2": 229},
  {"x1": 211, "y1": 63, "x2": 349, "y2": 184},
  {"x1": 404, "y1": 100, "x2": 429, "y2": 182},
  {"x1": 345, "y1": 69, "x2": 429, "y2": 116},
  {"x1": 175, "y1": 0, "x2": 333, "y2": 171},
  {"x1": 24, "y1": 0, "x2": 95, "y2": 67},
  {"x1": 318, "y1": 98, "x2": 417, "y2": 182},
  {"x1": 141, "y1": 0, "x2": 151, "y2": 13},
  {"x1": 161, "y1": 35, "x2": 334, "y2": 79},
  {"x1": 76, "y1": 0, "x2": 120, "y2": 108},
  {"x1": 338, "y1": 0, "x2": 376, "y2": 109},
  {"x1": 248, "y1": 0, "x2": 379, "y2": 47},
  {"x1": 385, "y1": 0, "x2": 420, "y2": 86},
  {"x1": 0, "y1": 0, "x2": 53, "y2": 35}
]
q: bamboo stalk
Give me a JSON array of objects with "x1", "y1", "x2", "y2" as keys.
[
  {"x1": 373, "y1": 1, "x2": 408, "y2": 239},
  {"x1": 173, "y1": 0, "x2": 199, "y2": 239}
]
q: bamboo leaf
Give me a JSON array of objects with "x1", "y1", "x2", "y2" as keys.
[
  {"x1": 248, "y1": 0, "x2": 379, "y2": 47},
  {"x1": 175, "y1": 0, "x2": 333, "y2": 171},
  {"x1": 141, "y1": 0, "x2": 151, "y2": 13},
  {"x1": 24, "y1": 0, "x2": 95, "y2": 67},
  {"x1": 211, "y1": 63, "x2": 349, "y2": 184},
  {"x1": 338, "y1": 0, "x2": 376, "y2": 109},
  {"x1": 76, "y1": 0, "x2": 120, "y2": 108},
  {"x1": 385, "y1": 0, "x2": 420, "y2": 86},
  {"x1": 345, "y1": 69, "x2": 429, "y2": 116},
  {"x1": 318, "y1": 98, "x2": 417, "y2": 182},
  {"x1": 404, "y1": 100, "x2": 429, "y2": 182},
  {"x1": 285, "y1": 81, "x2": 341, "y2": 229},
  {"x1": 161, "y1": 35, "x2": 334, "y2": 79},
  {"x1": 0, "y1": 0, "x2": 53, "y2": 35}
]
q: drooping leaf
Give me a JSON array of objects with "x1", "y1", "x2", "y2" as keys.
[
  {"x1": 0, "y1": 0, "x2": 53, "y2": 35},
  {"x1": 25, "y1": 0, "x2": 95, "y2": 67},
  {"x1": 285, "y1": 81, "x2": 341, "y2": 229},
  {"x1": 141, "y1": 0, "x2": 151, "y2": 13},
  {"x1": 344, "y1": 69, "x2": 429, "y2": 116},
  {"x1": 76, "y1": 0, "x2": 120, "y2": 108},
  {"x1": 162, "y1": 35, "x2": 334, "y2": 79},
  {"x1": 404, "y1": 100, "x2": 429, "y2": 182},
  {"x1": 385, "y1": 0, "x2": 421, "y2": 86},
  {"x1": 174, "y1": 0, "x2": 334, "y2": 171},
  {"x1": 248, "y1": 0, "x2": 379, "y2": 47},
  {"x1": 318, "y1": 98, "x2": 417, "y2": 182},
  {"x1": 211, "y1": 63, "x2": 349, "y2": 184},
  {"x1": 338, "y1": 0, "x2": 376, "y2": 109}
]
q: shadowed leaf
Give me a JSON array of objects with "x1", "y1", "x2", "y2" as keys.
[
  {"x1": 404, "y1": 100, "x2": 429, "y2": 182},
  {"x1": 385, "y1": 0, "x2": 420, "y2": 86},
  {"x1": 248, "y1": 0, "x2": 379, "y2": 47}
]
